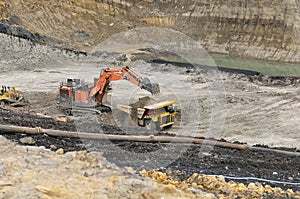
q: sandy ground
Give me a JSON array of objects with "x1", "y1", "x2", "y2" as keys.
[{"x1": 0, "y1": 33, "x2": 299, "y2": 149}]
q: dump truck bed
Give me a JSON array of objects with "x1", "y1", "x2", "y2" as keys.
[{"x1": 144, "y1": 101, "x2": 176, "y2": 110}]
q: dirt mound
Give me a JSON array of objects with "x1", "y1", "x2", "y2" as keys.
[{"x1": 129, "y1": 96, "x2": 157, "y2": 120}]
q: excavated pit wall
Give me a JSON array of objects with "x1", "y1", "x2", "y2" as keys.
[
  {"x1": 122, "y1": 0, "x2": 300, "y2": 62},
  {"x1": 1, "y1": 0, "x2": 300, "y2": 62}
]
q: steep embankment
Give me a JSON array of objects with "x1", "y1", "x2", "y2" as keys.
[{"x1": 1, "y1": 0, "x2": 300, "y2": 62}]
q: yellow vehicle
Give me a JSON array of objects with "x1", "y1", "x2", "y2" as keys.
[
  {"x1": 118, "y1": 101, "x2": 176, "y2": 130},
  {"x1": 141, "y1": 101, "x2": 176, "y2": 130},
  {"x1": 0, "y1": 86, "x2": 25, "y2": 106}
]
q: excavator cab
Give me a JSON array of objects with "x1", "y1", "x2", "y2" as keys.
[
  {"x1": 58, "y1": 87, "x2": 72, "y2": 102},
  {"x1": 58, "y1": 79, "x2": 78, "y2": 103},
  {"x1": 57, "y1": 79, "x2": 96, "y2": 115}
]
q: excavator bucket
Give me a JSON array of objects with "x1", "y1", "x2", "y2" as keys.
[{"x1": 141, "y1": 77, "x2": 160, "y2": 95}]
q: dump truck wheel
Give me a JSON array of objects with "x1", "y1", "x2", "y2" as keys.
[
  {"x1": 0, "y1": 101, "x2": 5, "y2": 106},
  {"x1": 64, "y1": 109, "x2": 72, "y2": 116},
  {"x1": 145, "y1": 120, "x2": 159, "y2": 131}
]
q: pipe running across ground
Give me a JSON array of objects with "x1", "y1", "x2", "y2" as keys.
[{"x1": 0, "y1": 124, "x2": 300, "y2": 156}]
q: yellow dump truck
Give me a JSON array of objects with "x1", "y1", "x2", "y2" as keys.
[
  {"x1": 0, "y1": 86, "x2": 25, "y2": 106},
  {"x1": 118, "y1": 101, "x2": 176, "y2": 130}
]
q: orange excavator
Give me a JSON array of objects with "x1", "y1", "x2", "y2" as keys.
[{"x1": 57, "y1": 66, "x2": 160, "y2": 115}]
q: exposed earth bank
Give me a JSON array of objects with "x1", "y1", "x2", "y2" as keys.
[{"x1": 1, "y1": 0, "x2": 300, "y2": 62}]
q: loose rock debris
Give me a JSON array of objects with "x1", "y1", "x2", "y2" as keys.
[
  {"x1": 141, "y1": 171, "x2": 300, "y2": 199},
  {"x1": 0, "y1": 136, "x2": 210, "y2": 199}
]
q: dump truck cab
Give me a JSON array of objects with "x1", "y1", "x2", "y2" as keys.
[{"x1": 139, "y1": 101, "x2": 176, "y2": 130}]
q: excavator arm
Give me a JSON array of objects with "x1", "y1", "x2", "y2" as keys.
[{"x1": 89, "y1": 66, "x2": 160, "y2": 105}]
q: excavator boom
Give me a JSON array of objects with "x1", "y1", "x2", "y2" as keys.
[
  {"x1": 125, "y1": 66, "x2": 160, "y2": 94},
  {"x1": 90, "y1": 66, "x2": 160, "y2": 104}
]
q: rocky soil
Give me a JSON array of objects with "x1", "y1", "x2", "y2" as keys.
[{"x1": 0, "y1": 135, "x2": 214, "y2": 199}]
